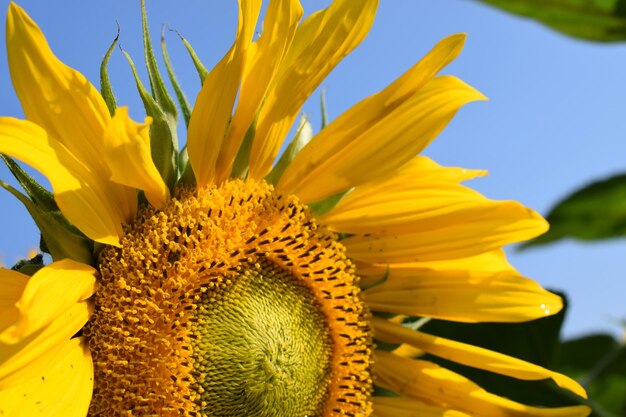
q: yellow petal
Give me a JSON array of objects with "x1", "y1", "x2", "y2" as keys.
[
  {"x1": 0, "y1": 268, "x2": 29, "y2": 332},
  {"x1": 216, "y1": 0, "x2": 303, "y2": 182},
  {"x1": 278, "y1": 33, "x2": 467, "y2": 197},
  {"x1": 103, "y1": 107, "x2": 169, "y2": 208},
  {"x1": 0, "y1": 117, "x2": 128, "y2": 245},
  {"x1": 384, "y1": 156, "x2": 487, "y2": 184},
  {"x1": 283, "y1": 76, "x2": 485, "y2": 203},
  {"x1": 364, "y1": 269, "x2": 562, "y2": 322},
  {"x1": 372, "y1": 317, "x2": 586, "y2": 398},
  {"x1": 0, "y1": 301, "x2": 92, "y2": 388},
  {"x1": 188, "y1": 0, "x2": 261, "y2": 186},
  {"x1": 0, "y1": 260, "x2": 96, "y2": 344},
  {"x1": 343, "y1": 200, "x2": 548, "y2": 263},
  {"x1": 375, "y1": 352, "x2": 591, "y2": 417},
  {"x1": 373, "y1": 397, "x2": 471, "y2": 417},
  {"x1": 249, "y1": 0, "x2": 379, "y2": 179},
  {"x1": 324, "y1": 180, "x2": 513, "y2": 235},
  {"x1": 391, "y1": 344, "x2": 424, "y2": 359},
  {"x1": 0, "y1": 337, "x2": 93, "y2": 417},
  {"x1": 322, "y1": 156, "x2": 488, "y2": 233},
  {"x1": 5, "y1": 4, "x2": 138, "y2": 245},
  {"x1": 7, "y1": 3, "x2": 110, "y2": 171},
  {"x1": 279, "y1": 71, "x2": 485, "y2": 201},
  {"x1": 356, "y1": 250, "x2": 516, "y2": 279}
]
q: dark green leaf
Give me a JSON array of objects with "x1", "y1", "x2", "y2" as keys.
[
  {"x1": 11, "y1": 253, "x2": 43, "y2": 276},
  {"x1": 100, "y1": 24, "x2": 120, "y2": 117},
  {"x1": 522, "y1": 174, "x2": 626, "y2": 248},
  {"x1": 558, "y1": 334, "x2": 626, "y2": 416},
  {"x1": 589, "y1": 374, "x2": 626, "y2": 416},
  {"x1": 421, "y1": 290, "x2": 567, "y2": 368},
  {"x1": 559, "y1": 334, "x2": 619, "y2": 377},
  {"x1": 414, "y1": 294, "x2": 589, "y2": 409},
  {"x1": 474, "y1": 0, "x2": 626, "y2": 42}
]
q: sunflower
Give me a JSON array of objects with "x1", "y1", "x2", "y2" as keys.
[{"x1": 0, "y1": 1, "x2": 591, "y2": 417}]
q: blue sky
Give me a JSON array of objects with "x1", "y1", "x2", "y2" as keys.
[{"x1": 1, "y1": 0, "x2": 625, "y2": 339}]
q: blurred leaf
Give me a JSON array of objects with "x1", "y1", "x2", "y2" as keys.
[
  {"x1": 416, "y1": 291, "x2": 624, "y2": 416},
  {"x1": 522, "y1": 174, "x2": 626, "y2": 248},
  {"x1": 413, "y1": 291, "x2": 580, "y2": 408},
  {"x1": 559, "y1": 334, "x2": 619, "y2": 377},
  {"x1": 559, "y1": 334, "x2": 626, "y2": 416},
  {"x1": 589, "y1": 374, "x2": 626, "y2": 415},
  {"x1": 421, "y1": 290, "x2": 567, "y2": 368},
  {"x1": 474, "y1": 0, "x2": 626, "y2": 42}
]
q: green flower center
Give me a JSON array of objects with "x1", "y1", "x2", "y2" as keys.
[{"x1": 191, "y1": 262, "x2": 332, "y2": 416}]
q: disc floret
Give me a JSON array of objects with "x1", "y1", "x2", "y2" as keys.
[{"x1": 85, "y1": 179, "x2": 372, "y2": 416}]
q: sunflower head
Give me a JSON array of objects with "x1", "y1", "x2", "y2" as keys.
[
  {"x1": 0, "y1": 1, "x2": 592, "y2": 417},
  {"x1": 85, "y1": 180, "x2": 372, "y2": 416}
]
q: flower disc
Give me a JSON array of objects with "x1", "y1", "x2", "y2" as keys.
[{"x1": 84, "y1": 179, "x2": 372, "y2": 417}]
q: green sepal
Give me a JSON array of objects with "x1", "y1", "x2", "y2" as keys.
[
  {"x1": 401, "y1": 316, "x2": 432, "y2": 331},
  {"x1": 140, "y1": 0, "x2": 178, "y2": 119},
  {"x1": 178, "y1": 145, "x2": 189, "y2": 176},
  {"x1": 372, "y1": 385, "x2": 399, "y2": 398},
  {"x1": 161, "y1": 25, "x2": 191, "y2": 127},
  {"x1": 11, "y1": 253, "x2": 44, "y2": 276},
  {"x1": 320, "y1": 88, "x2": 329, "y2": 129},
  {"x1": 231, "y1": 117, "x2": 257, "y2": 180},
  {"x1": 308, "y1": 190, "x2": 348, "y2": 217},
  {"x1": 1, "y1": 155, "x2": 57, "y2": 212},
  {"x1": 175, "y1": 30, "x2": 209, "y2": 83},
  {"x1": 373, "y1": 338, "x2": 401, "y2": 352},
  {"x1": 0, "y1": 180, "x2": 93, "y2": 264},
  {"x1": 360, "y1": 265, "x2": 389, "y2": 291},
  {"x1": 266, "y1": 115, "x2": 314, "y2": 186},
  {"x1": 121, "y1": 48, "x2": 178, "y2": 191},
  {"x1": 368, "y1": 265, "x2": 398, "y2": 353},
  {"x1": 100, "y1": 24, "x2": 120, "y2": 117},
  {"x1": 178, "y1": 151, "x2": 196, "y2": 186},
  {"x1": 178, "y1": 145, "x2": 196, "y2": 185}
]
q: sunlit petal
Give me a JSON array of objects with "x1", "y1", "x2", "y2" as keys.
[
  {"x1": 0, "y1": 337, "x2": 93, "y2": 417},
  {"x1": 188, "y1": 0, "x2": 262, "y2": 186},
  {"x1": 249, "y1": 0, "x2": 378, "y2": 179},
  {"x1": 375, "y1": 352, "x2": 591, "y2": 417}
]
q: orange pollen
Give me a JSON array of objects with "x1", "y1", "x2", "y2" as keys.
[{"x1": 84, "y1": 179, "x2": 373, "y2": 417}]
